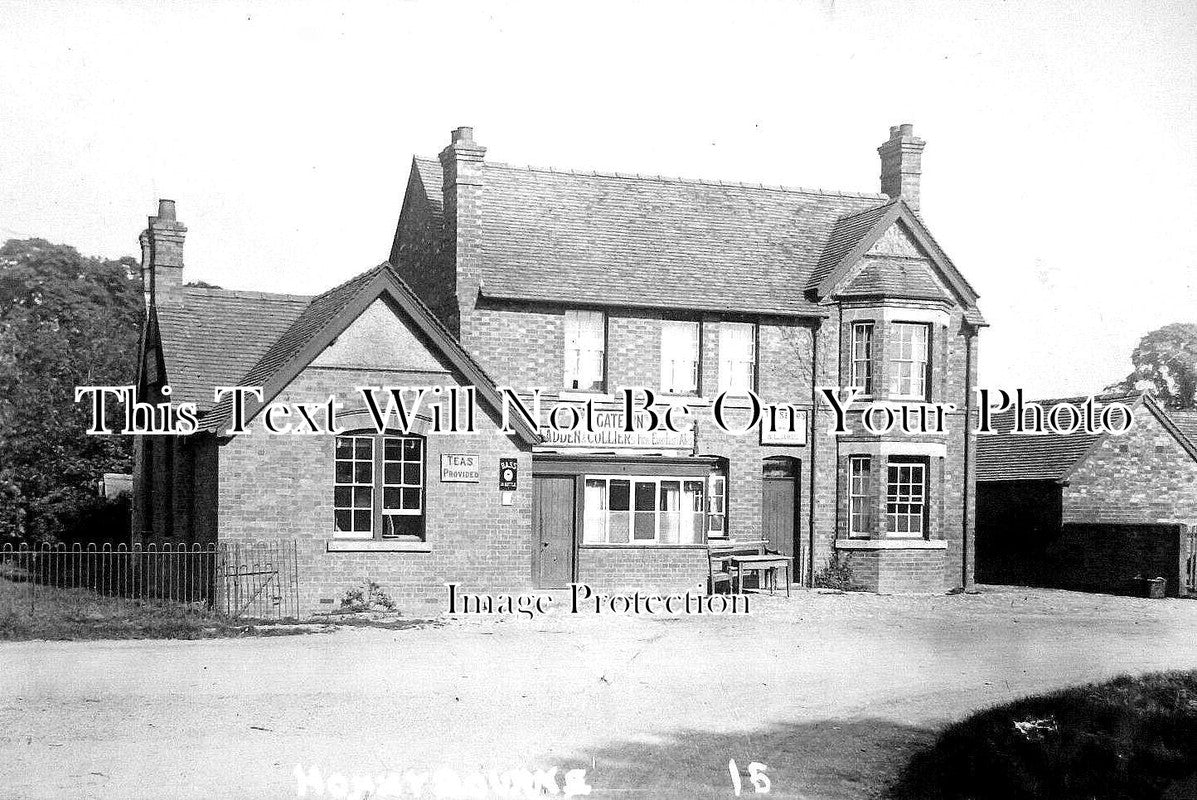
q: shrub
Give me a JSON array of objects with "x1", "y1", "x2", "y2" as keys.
[
  {"x1": 812, "y1": 550, "x2": 857, "y2": 591},
  {"x1": 340, "y1": 581, "x2": 396, "y2": 613},
  {"x1": 892, "y1": 670, "x2": 1197, "y2": 799}
]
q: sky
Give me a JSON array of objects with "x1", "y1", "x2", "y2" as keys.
[{"x1": 0, "y1": 0, "x2": 1194, "y2": 397}]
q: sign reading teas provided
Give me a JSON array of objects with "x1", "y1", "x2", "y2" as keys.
[{"x1": 440, "y1": 454, "x2": 480, "y2": 483}]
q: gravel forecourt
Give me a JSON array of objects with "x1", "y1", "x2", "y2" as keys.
[{"x1": 4, "y1": 585, "x2": 1197, "y2": 800}]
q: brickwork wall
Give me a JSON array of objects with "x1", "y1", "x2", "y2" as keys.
[
  {"x1": 388, "y1": 170, "x2": 457, "y2": 333},
  {"x1": 1064, "y1": 404, "x2": 1197, "y2": 524},
  {"x1": 216, "y1": 366, "x2": 533, "y2": 615},
  {"x1": 839, "y1": 548, "x2": 946, "y2": 594},
  {"x1": 575, "y1": 546, "x2": 708, "y2": 593}
]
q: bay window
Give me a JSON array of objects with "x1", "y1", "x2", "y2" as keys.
[
  {"x1": 719, "y1": 322, "x2": 756, "y2": 393},
  {"x1": 334, "y1": 434, "x2": 425, "y2": 540},
  {"x1": 661, "y1": 320, "x2": 700, "y2": 394},
  {"x1": 564, "y1": 310, "x2": 606, "y2": 391}
]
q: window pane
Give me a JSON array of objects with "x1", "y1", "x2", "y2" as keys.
[
  {"x1": 334, "y1": 486, "x2": 350, "y2": 507},
  {"x1": 355, "y1": 439, "x2": 372, "y2": 458},
  {"x1": 335, "y1": 462, "x2": 352, "y2": 483},
  {"x1": 334, "y1": 510, "x2": 351, "y2": 532},
  {"x1": 610, "y1": 480, "x2": 630, "y2": 511},
  {"x1": 402, "y1": 488, "x2": 421, "y2": 510},
  {"x1": 383, "y1": 487, "x2": 401, "y2": 509},
  {"x1": 403, "y1": 463, "x2": 421, "y2": 485},
  {"x1": 354, "y1": 463, "x2": 372, "y2": 483},
  {"x1": 609, "y1": 512, "x2": 630, "y2": 543},
  {"x1": 403, "y1": 438, "x2": 422, "y2": 460},
  {"x1": 352, "y1": 510, "x2": 371, "y2": 531},
  {"x1": 583, "y1": 479, "x2": 607, "y2": 544},
  {"x1": 661, "y1": 321, "x2": 699, "y2": 393},
  {"x1": 353, "y1": 487, "x2": 372, "y2": 508},
  {"x1": 634, "y1": 482, "x2": 655, "y2": 511},
  {"x1": 384, "y1": 462, "x2": 401, "y2": 484},
  {"x1": 633, "y1": 511, "x2": 656, "y2": 540}
]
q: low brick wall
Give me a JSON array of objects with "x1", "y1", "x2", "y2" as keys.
[
  {"x1": 844, "y1": 547, "x2": 946, "y2": 594},
  {"x1": 576, "y1": 546, "x2": 708, "y2": 594}
]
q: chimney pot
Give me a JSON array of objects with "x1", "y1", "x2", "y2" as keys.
[
  {"x1": 878, "y1": 123, "x2": 926, "y2": 210},
  {"x1": 156, "y1": 199, "x2": 176, "y2": 221},
  {"x1": 451, "y1": 126, "x2": 474, "y2": 145}
]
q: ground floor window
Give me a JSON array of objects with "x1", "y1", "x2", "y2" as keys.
[
  {"x1": 583, "y1": 476, "x2": 707, "y2": 545},
  {"x1": 849, "y1": 456, "x2": 873, "y2": 537},
  {"x1": 885, "y1": 457, "x2": 927, "y2": 537},
  {"x1": 334, "y1": 434, "x2": 425, "y2": 540}
]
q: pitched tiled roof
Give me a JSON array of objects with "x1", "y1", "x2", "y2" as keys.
[
  {"x1": 837, "y1": 256, "x2": 952, "y2": 301},
  {"x1": 1167, "y1": 411, "x2": 1197, "y2": 448},
  {"x1": 157, "y1": 288, "x2": 311, "y2": 410},
  {"x1": 415, "y1": 157, "x2": 889, "y2": 316},
  {"x1": 976, "y1": 393, "x2": 1143, "y2": 482},
  {"x1": 808, "y1": 200, "x2": 898, "y2": 290}
]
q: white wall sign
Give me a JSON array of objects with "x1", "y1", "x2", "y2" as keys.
[
  {"x1": 440, "y1": 454, "x2": 480, "y2": 483},
  {"x1": 760, "y1": 409, "x2": 809, "y2": 446}
]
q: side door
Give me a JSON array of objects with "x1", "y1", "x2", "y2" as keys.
[{"x1": 533, "y1": 475, "x2": 576, "y2": 588}]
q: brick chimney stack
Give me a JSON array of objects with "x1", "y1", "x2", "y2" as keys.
[
  {"x1": 438, "y1": 126, "x2": 486, "y2": 340},
  {"x1": 139, "y1": 199, "x2": 186, "y2": 307},
  {"x1": 878, "y1": 123, "x2": 926, "y2": 211}
]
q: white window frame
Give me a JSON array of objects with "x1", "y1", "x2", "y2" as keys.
[
  {"x1": 719, "y1": 322, "x2": 756, "y2": 394},
  {"x1": 582, "y1": 475, "x2": 708, "y2": 545},
  {"x1": 564, "y1": 310, "x2": 606, "y2": 392},
  {"x1": 850, "y1": 322, "x2": 874, "y2": 396},
  {"x1": 889, "y1": 322, "x2": 929, "y2": 400},
  {"x1": 848, "y1": 455, "x2": 873, "y2": 538},
  {"x1": 660, "y1": 320, "x2": 700, "y2": 395},
  {"x1": 885, "y1": 459, "x2": 927, "y2": 538},
  {"x1": 334, "y1": 434, "x2": 425, "y2": 541}
]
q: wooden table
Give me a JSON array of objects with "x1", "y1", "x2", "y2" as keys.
[{"x1": 727, "y1": 554, "x2": 792, "y2": 597}]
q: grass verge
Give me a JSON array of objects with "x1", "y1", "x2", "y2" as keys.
[{"x1": 891, "y1": 670, "x2": 1197, "y2": 799}]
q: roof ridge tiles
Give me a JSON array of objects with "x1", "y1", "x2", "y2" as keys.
[
  {"x1": 183, "y1": 287, "x2": 312, "y2": 303},
  {"x1": 427, "y1": 156, "x2": 888, "y2": 199}
]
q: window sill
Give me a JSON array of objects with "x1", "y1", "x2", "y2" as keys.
[
  {"x1": 580, "y1": 543, "x2": 709, "y2": 550},
  {"x1": 835, "y1": 539, "x2": 947, "y2": 550},
  {"x1": 559, "y1": 389, "x2": 612, "y2": 402},
  {"x1": 327, "y1": 540, "x2": 432, "y2": 553}
]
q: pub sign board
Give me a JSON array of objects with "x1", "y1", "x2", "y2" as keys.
[
  {"x1": 499, "y1": 458, "x2": 518, "y2": 491},
  {"x1": 441, "y1": 453, "x2": 480, "y2": 483}
]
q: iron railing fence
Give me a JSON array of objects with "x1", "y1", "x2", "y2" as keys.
[{"x1": 0, "y1": 541, "x2": 300, "y2": 620}]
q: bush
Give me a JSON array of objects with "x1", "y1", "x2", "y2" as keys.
[
  {"x1": 812, "y1": 550, "x2": 857, "y2": 591},
  {"x1": 340, "y1": 581, "x2": 396, "y2": 613},
  {"x1": 892, "y1": 670, "x2": 1197, "y2": 799}
]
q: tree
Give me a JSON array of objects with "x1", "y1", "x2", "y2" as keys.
[
  {"x1": 1108, "y1": 323, "x2": 1197, "y2": 410},
  {"x1": 0, "y1": 238, "x2": 143, "y2": 543}
]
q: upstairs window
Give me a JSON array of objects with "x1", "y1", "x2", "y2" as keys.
[
  {"x1": 719, "y1": 322, "x2": 756, "y2": 394},
  {"x1": 660, "y1": 320, "x2": 700, "y2": 395},
  {"x1": 564, "y1": 310, "x2": 606, "y2": 392},
  {"x1": 850, "y1": 322, "x2": 875, "y2": 395},
  {"x1": 334, "y1": 434, "x2": 425, "y2": 540},
  {"x1": 890, "y1": 322, "x2": 929, "y2": 399}
]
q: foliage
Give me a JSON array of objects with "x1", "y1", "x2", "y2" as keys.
[
  {"x1": 812, "y1": 550, "x2": 857, "y2": 591},
  {"x1": 340, "y1": 580, "x2": 396, "y2": 612},
  {"x1": 893, "y1": 670, "x2": 1197, "y2": 799},
  {"x1": 1108, "y1": 323, "x2": 1197, "y2": 409},
  {"x1": 0, "y1": 238, "x2": 143, "y2": 544}
]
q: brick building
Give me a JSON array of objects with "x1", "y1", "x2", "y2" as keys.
[
  {"x1": 133, "y1": 123, "x2": 986, "y2": 610},
  {"x1": 976, "y1": 392, "x2": 1197, "y2": 596}
]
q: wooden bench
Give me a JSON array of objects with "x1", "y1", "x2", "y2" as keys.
[{"x1": 707, "y1": 539, "x2": 770, "y2": 594}]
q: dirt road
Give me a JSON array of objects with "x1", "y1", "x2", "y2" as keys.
[{"x1": 4, "y1": 586, "x2": 1197, "y2": 800}]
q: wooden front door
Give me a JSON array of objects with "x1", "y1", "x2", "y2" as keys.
[
  {"x1": 762, "y1": 458, "x2": 799, "y2": 560},
  {"x1": 533, "y1": 475, "x2": 576, "y2": 588}
]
